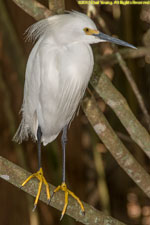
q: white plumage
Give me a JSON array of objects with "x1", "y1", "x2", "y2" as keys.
[
  {"x1": 13, "y1": 11, "x2": 136, "y2": 146},
  {"x1": 12, "y1": 11, "x2": 136, "y2": 216},
  {"x1": 13, "y1": 12, "x2": 98, "y2": 145}
]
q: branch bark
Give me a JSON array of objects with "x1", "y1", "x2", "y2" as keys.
[
  {"x1": 96, "y1": 46, "x2": 150, "y2": 66},
  {"x1": 90, "y1": 70, "x2": 150, "y2": 158},
  {"x1": 0, "y1": 156, "x2": 126, "y2": 225},
  {"x1": 116, "y1": 52, "x2": 150, "y2": 131},
  {"x1": 82, "y1": 96, "x2": 150, "y2": 198},
  {"x1": 12, "y1": 0, "x2": 53, "y2": 20}
]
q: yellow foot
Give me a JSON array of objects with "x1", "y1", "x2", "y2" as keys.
[
  {"x1": 21, "y1": 168, "x2": 50, "y2": 211},
  {"x1": 52, "y1": 182, "x2": 85, "y2": 220}
]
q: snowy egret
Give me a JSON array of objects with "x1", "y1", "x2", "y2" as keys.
[{"x1": 13, "y1": 11, "x2": 136, "y2": 219}]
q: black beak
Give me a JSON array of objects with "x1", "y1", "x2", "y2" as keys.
[{"x1": 93, "y1": 32, "x2": 137, "y2": 49}]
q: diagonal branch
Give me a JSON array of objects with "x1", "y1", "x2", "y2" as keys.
[
  {"x1": 93, "y1": 11, "x2": 150, "y2": 131},
  {"x1": 116, "y1": 52, "x2": 150, "y2": 131},
  {"x1": 96, "y1": 46, "x2": 150, "y2": 66},
  {"x1": 0, "y1": 156, "x2": 126, "y2": 225},
  {"x1": 82, "y1": 95, "x2": 150, "y2": 198},
  {"x1": 90, "y1": 70, "x2": 150, "y2": 159},
  {"x1": 12, "y1": 0, "x2": 53, "y2": 20}
]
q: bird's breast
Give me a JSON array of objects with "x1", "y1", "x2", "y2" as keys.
[
  {"x1": 60, "y1": 42, "x2": 94, "y2": 84},
  {"x1": 24, "y1": 40, "x2": 94, "y2": 145}
]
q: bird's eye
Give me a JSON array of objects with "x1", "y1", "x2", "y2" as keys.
[{"x1": 83, "y1": 27, "x2": 90, "y2": 34}]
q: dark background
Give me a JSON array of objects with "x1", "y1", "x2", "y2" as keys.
[{"x1": 0, "y1": 1, "x2": 150, "y2": 225}]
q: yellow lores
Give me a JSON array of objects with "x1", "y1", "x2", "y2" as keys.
[{"x1": 83, "y1": 27, "x2": 100, "y2": 35}]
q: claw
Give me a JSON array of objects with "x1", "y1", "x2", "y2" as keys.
[
  {"x1": 48, "y1": 192, "x2": 54, "y2": 205},
  {"x1": 21, "y1": 168, "x2": 50, "y2": 209},
  {"x1": 60, "y1": 212, "x2": 64, "y2": 221},
  {"x1": 32, "y1": 204, "x2": 37, "y2": 212},
  {"x1": 82, "y1": 210, "x2": 85, "y2": 216},
  {"x1": 53, "y1": 182, "x2": 85, "y2": 219}
]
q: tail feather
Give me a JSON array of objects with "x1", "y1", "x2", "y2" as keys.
[{"x1": 13, "y1": 119, "x2": 35, "y2": 143}]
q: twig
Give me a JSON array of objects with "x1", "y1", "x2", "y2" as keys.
[
  {"x1": 82, "y1": 96, "x2": 150, "y2": 198},
  {"x1": 90, "y1": 71, "x2": 150, "y2": 159},
  {"x1": 96, "y1": 46, "x2": 150, "y2": 66},
  {"x1": 116, "y1": 52, "x2": 150, "y2": 131},
  {"x1": 89, "y1": 126, "x2": 110, "y2": 214},
  {"x1": 93, "y1": 146, "x2": 110, "y2": 214},
  {"x1": 0, "y1": 156, "x2": 126, "y2": 225}
]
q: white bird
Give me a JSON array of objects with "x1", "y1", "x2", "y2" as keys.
[{"x1": 13, "y1": 11, "x2": 136, "y2": 219}]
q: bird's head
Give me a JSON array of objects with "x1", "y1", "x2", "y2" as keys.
[
  {"x1": 27, "y1": 11, "x2": 136, "y2": 49},
  {"x1": 68, "y1": 11, "x2": 136, "y2": 49},
  {"x1": 56, "y1": 11, "x2": 136, "y2": 49},
  {"x1": 81, "y1": 26, "x2": 136, "y2": 49}
]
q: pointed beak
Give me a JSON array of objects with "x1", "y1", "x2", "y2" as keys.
[{"x1": 93, "y1": 32, "x2": 137, "y2": 49}]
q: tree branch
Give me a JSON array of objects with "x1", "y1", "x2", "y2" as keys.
[
  {"x1": 0, "y1": 156, "x2": 126, "y2": 225},
  {"x1": 116, "y1": 52, "x2": 150, "y2": 131},
  {"x1": 96, "y1": 46, "x2": 150, "y2": 66},
  {"x1": 90, "y1": 70, "x2": 150, "y2": 159},
  {"x1": 12, "y1": 0, "x2": 53, "y2": 20},
  {"x1": 82, "y1": 96, "x2": 150, "y2": 198}
]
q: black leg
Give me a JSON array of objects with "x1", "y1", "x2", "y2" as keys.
[
  {"x1": 21, "y1": 125, "x2": 50, "y2": 209},
  {"x1": 37, "y1": 126, "x2": 42, "y2": 170},
  {"x1": 52, "y1": 125, "x2": 85, "y2": 218},
  {"x1": 61, "y1": 125, "x2": 68, "y2": 183}
]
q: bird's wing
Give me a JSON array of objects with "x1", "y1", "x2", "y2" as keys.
[
  {"x1": 14, "y1": 38, "x2": 93, "y2": 145},
  {"x1": 37, "y1": 41, "x2": 93, "y2": 145},
  {"x1": 13, "y1": 38, "x2": 43, "y2": 143}
]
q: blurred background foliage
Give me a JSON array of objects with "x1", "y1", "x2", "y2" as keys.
[{"x1": 0, "y1": 1, "x2": 150, "y2": 225}]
